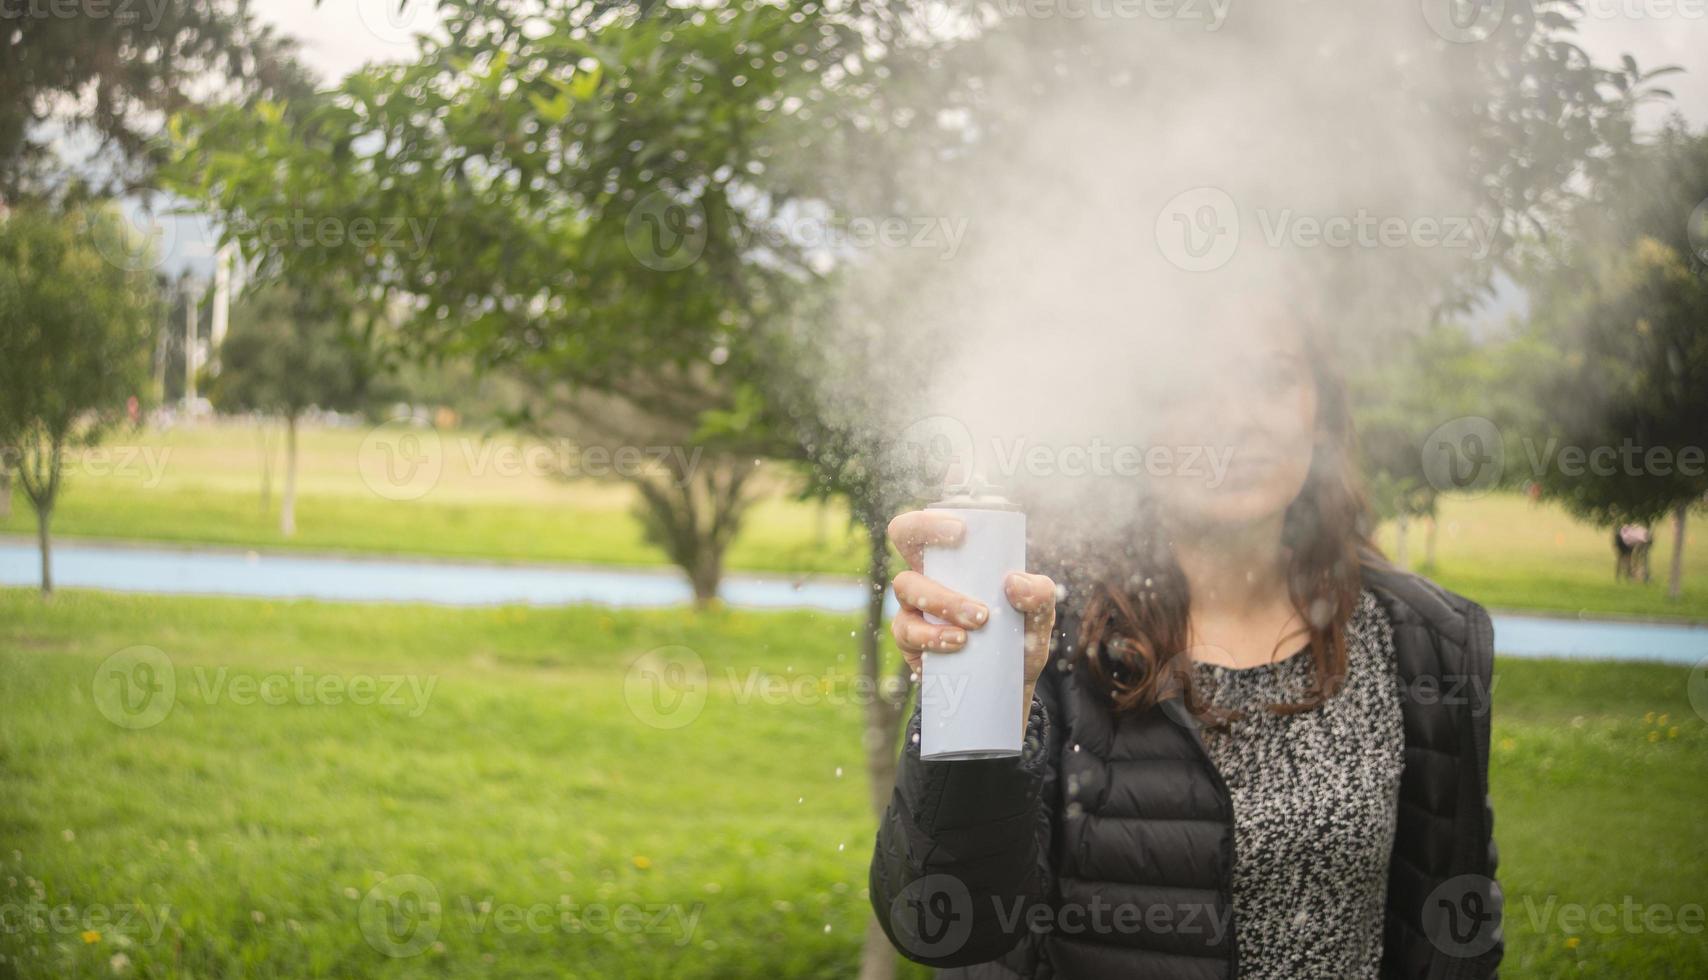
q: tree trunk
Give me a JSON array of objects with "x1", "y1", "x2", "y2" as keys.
[
  {"x1": 857, "y1": 509, "x2": 905, "y2": 980},
  {"x1": 627, "y1": 456, "x2": 754, "y2": 609},
  {"x1": 1424, "y1": 515, "x2": 1438, "y2": 569},
  {"x1": 0, "y1": 463, "x2": 11, "y2": 522},
  {"x1": 1393, "y1": 512, "x2": 1410, "y2": 570},
  {"x1": 1667, "y1": 502, "x2": 1687, "y2": 601},
  {"x1": 257, "y1": 420, "x2": 276, "y2": 514},
  {"x1": 36, "y1": 501, "x2": 53, "y2": 596},
  {"x1": 688, "y1": 549, "x2": 722, "y2": 608},
  {"x1": 281, "y1": 414, "x2": 299, "y2": 537},
  {"x1": 859, "y1": 917, "x2": 896, "y2": 980}
]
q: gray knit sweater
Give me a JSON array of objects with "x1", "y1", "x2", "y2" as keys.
[{"x1": 1190, "y1": 590, "x2": 1405, "y2": 979}]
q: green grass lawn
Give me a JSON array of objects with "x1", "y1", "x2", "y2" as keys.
[
  {"x1": 2, "y1": 421, "x2": 1705, "y2": 619},
  {"x1": 1, "y1": 590, "x2": 1704, "y2": 978},
  {"x1": 0, "y1": 422, "x2": 866, "y2": 575},
  {"x1": 1383, "y1": 493, "x2": 1708, "y2": 622}
]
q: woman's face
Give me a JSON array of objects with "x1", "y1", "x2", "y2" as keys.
[{"x1": 1148, "y1": 327, "x2": 1320, "y2": 531}]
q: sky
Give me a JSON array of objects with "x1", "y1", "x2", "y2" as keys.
[{"x1": 254, "y1": 1, "x2": 1706, "y2": 123}]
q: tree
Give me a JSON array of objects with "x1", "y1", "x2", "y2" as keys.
[
  {"x1": 1518, "y1": 123, "x2": 1708, "y2": 599},
  {"x1": 208, "y1": 282, "x2": 374, "y2": 536},
  {"x1": 1, "y1": 0, "x2": 313, "y2": 200},
  {"x1": 1352, "y1": 325, "x2": 1518, "y2": 569},
  {"x1": 0, "y1": 453, "x2": 12, "y2": 521},
  {"x1": 0, "y1": 205, "x2": 157, "y2": 594},
  {"x1": 167, "y1": 0, "x2": 889, "y2": 602},
  {"x1": 508, "y1": 371, "x2": 763, "y2": 607}
]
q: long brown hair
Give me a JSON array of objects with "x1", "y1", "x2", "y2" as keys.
[{"x1": 1072, "y1": 340, "x2": 1376, "y2": 725}]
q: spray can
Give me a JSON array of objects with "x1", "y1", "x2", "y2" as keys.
[{"x1": 920, "y1": 485, "x2": 1027, "y2": 760}]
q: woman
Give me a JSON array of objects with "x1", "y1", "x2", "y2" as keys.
[{"x1": 868, "y1": 326, "x2": 1502, "y2": 979}]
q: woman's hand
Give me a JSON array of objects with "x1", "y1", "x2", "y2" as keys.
[{"x1": 887, "y1": 510, "x2": 1057, "y2": 726}]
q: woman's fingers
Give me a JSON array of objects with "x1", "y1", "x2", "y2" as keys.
[
  {"x1": 1005, "y1": 572, "x2": 1057, "y2": 619},
  {"x1": 886, "y1": 511, "x2": 965, "y2": 572},
  {"x1": 893, "y1": 570, "x2": 989, "y2": 630},
  {"x1": 1006, "y1": 572, "x2": 1058, "y2": 668},
  {"x1": 890, "y1": 607, "x2": 967, "y2": 670}
]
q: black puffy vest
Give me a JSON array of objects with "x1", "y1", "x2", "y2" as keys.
[{"x1": 870, "y1": 562, "x2": 1503, "y2": 979}]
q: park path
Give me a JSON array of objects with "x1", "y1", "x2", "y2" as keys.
[{"x1": 1, "y1": 538, "x2": 1703, "y2": 665}]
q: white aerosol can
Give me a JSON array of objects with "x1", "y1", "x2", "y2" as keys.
[{"x1": 920, "y1": 486, "x2": 1027, "y2": 761}]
